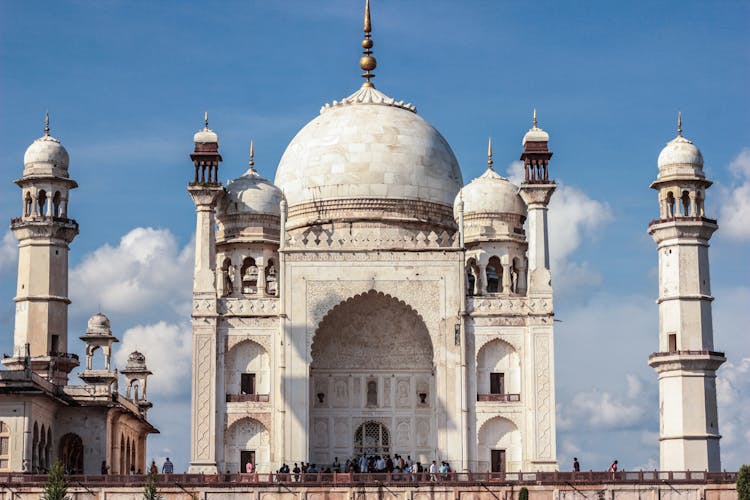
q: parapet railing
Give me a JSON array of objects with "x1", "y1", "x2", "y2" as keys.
[
  {"x1": 226, "y1": 394, "x2": 270, "y2": 403},
  {"x1": 0, "y1": 470, "x2": 737, "y2": 487},
  {"x1": 477, "y1": 394, "x2": 521, "y2": 402}
]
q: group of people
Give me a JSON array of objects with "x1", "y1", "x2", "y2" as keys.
[
  {"x1": 99, "y1": 457, "x2": 174, "y2": 475},
  {"x1": 271, "y1": 455, "x2": 453, "y2": 481}
]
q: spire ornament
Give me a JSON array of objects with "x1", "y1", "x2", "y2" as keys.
[
  {"x1": 677, "y1": 111, "x2": 683, "y2": 137},
  {"x1": 533, "y1": 108, "x2": 538, "y2": 128},
  {"x1": 204, "y1": 111, "x2": 209, "y2": 129},
  {"x1": 487, "y1": 137, "x2": 494, "y2": 170},
  {"x1": 44, "y1": 112, "x2": 50, "y2": 136},
  {"x1": 248, "y1": 139, "x2": 256, "y2": 172},
  {"x1": 359, "y1": 0, "x2": 377, "y2": 87}
]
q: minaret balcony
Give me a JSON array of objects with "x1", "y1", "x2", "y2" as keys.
[{"x1": 648, "y1": 350, "x2": 726, "y2": 372}]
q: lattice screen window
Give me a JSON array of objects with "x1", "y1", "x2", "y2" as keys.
[
  {"x1": 354, "y1": 421, "x2": 390, "y2": 456},
  {"x1": 0, "y1": 421, "x2": 10, "y2": 470}
]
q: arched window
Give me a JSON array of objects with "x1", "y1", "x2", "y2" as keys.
[
  {"x1": 38, "y1": 425, "x2": 46, "y2": 472},
  {"x1": 0, "y1": 421, "x2": 10, "y2": 470},
  {"x1": 366, "y1": 380, "x2": 378, "y2": 407},
  {"x1": 45, "y1": 427, "x2": 52, "y2": 473},
  {"x1": 466, "y1": 258, "x2": 479, "y2": 296},
  {"x1": 24, "y1": 192, "x2": 33, "y2": 217},
  {"x1": 241, "y1": 257, "x2": 258, "y2": 295},
  {"x1": 37, "y1": 190, "x2": 47, "y2": 217},
  {"x1": 354, "y1": 421, "x2": 390, "y2": 457},
  {"x1": 52, "y1": 191, "x2": 61, "y2": 217},
  {"x1": 32, "y1": 422, "x2": 39, "y2": 472},
  {"x1": 666, "y1": 192, "x2": 675, "y2": 218},
  {"x1": 120, "y1": 434, "x2": 125, "y2": 474},
  {"x1": 486, "y1": 257, "x2": 502, "y2": 293},
  {"x1": 131, "y1": 441, "x2": 136, "y2": 473},
  {"x1": 126, "y1": 439, "x2": 131, "y2": 473},
  {"x1": 265, "y1": 260, "x2": 277, "y2": 296},
  {"x1": 681, "y1": 190, "x2": 691, "y2": 217},
  {"x1": 221, "y1": 257, "x2": 233, "y2": 297},
  {"x1": 59, "y1": 433, "x2": 84, "y2": 474}
]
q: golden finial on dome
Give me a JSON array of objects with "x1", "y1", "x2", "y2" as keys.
[
  {"x1": 487, "y1": 137, "x2": 494, "y2": 170},
  {"x1": 204, "y1": 111, "x2": 209, "y2": 129},
  {"x1": 249, "y1": 139, "x2": 255, "y2": 168},
  {"x1": 533, "y1": 108, "x2": 538, "y2": 129},
  {"x1": 359, "y1": 0, "x2": 377, "y2": 87},
  {"x1": 44, "y1": 112, "x2": 50, "y2": 136},
  {"x1": 677, "y1": 111, "x2": 683, "y2": 136}
]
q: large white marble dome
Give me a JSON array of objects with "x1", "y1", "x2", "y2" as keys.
[{"x1": 274, "y1": 85, "x2": 463, "y2": 230}]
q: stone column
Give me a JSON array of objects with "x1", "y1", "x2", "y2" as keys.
[
  {"x1": 478, "y1": 264, "x2": 487, "y2": 295},
  {"x1": 501, "y1": 262, "x2": 512, "y2": 295}
]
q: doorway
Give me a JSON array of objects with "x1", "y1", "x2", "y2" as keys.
[
  {"x1": 240, "y1": 450, "x2": 255, "y2": 472},
  {"x1": 490, "y1": 449, "x2": 506, "y2": 473}
]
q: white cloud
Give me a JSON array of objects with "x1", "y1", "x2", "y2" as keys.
[
  {"x1": 559, "y1": 385, "x2": 646, "y2": 431},
  {"x1": 504, "y1": 161, "x2": 613, "y2": 295},
  {"x1": 115, "y1": 321, "x2": 192, "y2": 398},
  {"x1": 69, "y1": 227, "x2": 193, "y2": 318},
  {"x1": 718, "y1": 148, "x2": 750, "y2": 240},
  {"x1": 0, "y1": 231, "x2": 17, "y2": 275},
  {"x1": 548, "y1": 184, "x2": 613, "y2": 270}
]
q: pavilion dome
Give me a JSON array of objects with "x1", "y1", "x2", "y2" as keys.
[
  {"x1": 193, "y1": 126, "x2": 218, "y2": 144},
  {"x1": 85, "y1": 313, "x2": 112, "y2": 336},
  {"x1": 23, "y1": 134, "x2": 69, "y2": 177},
  {"x1": 219, "y1": 167, "x2": 282, "y2": 218},
  {"x1": 455, "y1": 168, "x2": 526, "y2": 219},
  {"x1": 274, "y1": 85, "x2": 463, "y2": 230},
  {"x1": 657, "y1": 134, "x2": 704, "y2": 179}
]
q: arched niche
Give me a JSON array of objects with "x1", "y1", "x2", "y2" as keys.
[
  {"x1": 476, "y1": 339, "x2": 521, "y2": 396},
  {"x1": 59, "y1": 433, "x2": 84, "y2": 474},
  {"x1": 477, "y1": 417, "x2": 521, "y2": 473},
  {"x1": 225, "y1": 339, "x2": 270, "y2": 396},
  {"x1": 224, "y1": 417, "x2": 269, "y2": 473}
]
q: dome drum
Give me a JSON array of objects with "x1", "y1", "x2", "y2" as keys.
[
  {"x1": 217, "y1": 214, "x2": 280, "y2": 246},
  {"x1": 284, "y1": 197, "x2": 458, "y2": 233}
]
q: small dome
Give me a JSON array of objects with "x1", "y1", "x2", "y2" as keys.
[
  {"x1": 657, "y1": 135, "x2": 703, "y2": 170},
  {"x1": 219, "y1": 167, "x2": 283, "y2": 217},
  {"x1": 193, "y1": 126, "x2": 218, "y2": 144},
  {"x1": 126, "y1": 351, "x2": 148, "y2": 370},
  {"x1": 455, "y1": 168, "x2": 526, "y2": 218},
  {"x1": 85, "y1": 313, "x2": 112, "y2": 336},
  {"x1": 23, "y1": 135, "x2": 70, "y2": 175},
  {"x1": 522, "y1": 126, "x2": 549, "y2": 146}
]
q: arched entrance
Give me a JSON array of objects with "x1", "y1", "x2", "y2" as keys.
[
  {"x1": 477, "y1": 417, "x2": 521, "y2": 473},
  {"x1": 309, "y1": 290, "x2": 435, "y2": 465},
  {"x1": 224, "y1": 417, "x2": 270, "y2": 473},
  {"x1": 59, "y1": 433, "x2": 84, "y2": 474}
]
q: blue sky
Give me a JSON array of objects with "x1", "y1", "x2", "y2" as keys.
[{"x1": 1, "y1": 1, "x2": 748, "y2": 473}]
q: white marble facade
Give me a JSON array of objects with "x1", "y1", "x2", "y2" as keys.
[{"x1": 187, "y1": 72, "x2": 558, "y2": 473}]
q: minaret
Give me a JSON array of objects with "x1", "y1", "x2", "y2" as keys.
[
  {"x1": 187, "y1": 113, "x2": 223, "y2": 474},
  {"x1": 518, "y1": 110, "x2": 555, "y2": 292},
  {"x1": 4, "y1": 114, "x2": 79, "y2": 384},
  {"x1": 648, "y1": 115, "x2": 725, "y2": 471}
]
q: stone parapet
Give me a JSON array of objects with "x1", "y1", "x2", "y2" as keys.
[{"x1": 0, "y1": 472, "x2": 737, "y2": 500}]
